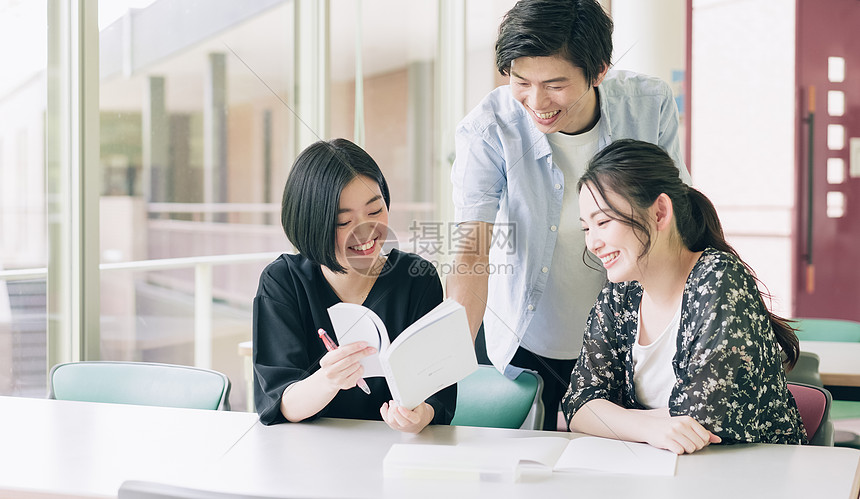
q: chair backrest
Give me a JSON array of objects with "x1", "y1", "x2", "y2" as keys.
[
  {"x1": 787, "y1": 382, "x2": 834, "y2": 446},
  {"x1": 118, "y1": 481, "x2": 275, "y2": 499},
  {"x1": 449, "y1": 365, "x2": 544, "y2": 430},
  {"x1": 793, "y1": 318, "x2": 860, "y2": 342},
  {"x1": 785, "y1": 351, "x2": 824, "y2": 387},
  {"x1": 49, "y1": 361, "x2": 231, "y2": 411}
]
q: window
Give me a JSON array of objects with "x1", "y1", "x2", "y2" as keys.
[
  {"x1": 97, "y1": 1, "x2": 296, "y2": 410},
  {"x1": 0, "y1": 1, "x2": 48, "y2": 396},
  {"x1": 0, "y1": 0, "x2": 512, "y2": 408},
  {"x1": 329, "y1": 0, "x2": 440, "y2": 257}
]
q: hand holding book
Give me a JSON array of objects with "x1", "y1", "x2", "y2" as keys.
[
  {"x1": 380, "y1": 399, "x2": 436, "y2": 434},
  {"x1": 327, "y1": 298, "x2": 478, "y2": 410}
]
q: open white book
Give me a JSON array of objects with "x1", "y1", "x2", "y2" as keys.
[
  {"x1": 327, "y1": 298, "x2": 478, "y2": 410},
  {"x1": 383, "y1": 436, "x2": 677, "y2": 481}
]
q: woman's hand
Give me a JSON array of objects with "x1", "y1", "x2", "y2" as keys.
[
  {"x1": 570, "y1": 400, "x2": 721, "y2": 455},
  {"x1": 380, "y1": 401, "x2": 434, "y2": 434},
  {"x1": 317, "y1": 341, "x2": 376, "y2": 392},
  {"x1": 643, "y1": 414, "x2": 722, "y2": 454},
  {"x1": 280, "y1": 341, "x2": 375, "y2": 423}
]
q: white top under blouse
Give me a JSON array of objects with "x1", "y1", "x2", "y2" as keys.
[{"x1": 632, "y1": 302, "x2": 682, "y2": 409}]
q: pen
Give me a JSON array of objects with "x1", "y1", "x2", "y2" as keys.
[{"x1": 318, "y1": 328, "x2": 372, "y2": 395}]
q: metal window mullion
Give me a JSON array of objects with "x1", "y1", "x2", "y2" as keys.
[
  {"x1": 294, "y1": 0, "x2": 330, "y2": 151},
  {"x1": 46, "y1": 0, "x2": 100, "y2": 373},
  {"x1": 353, "y1": 0, "x2": 365, "y2": 147},
  {"x1": 194, "y1": 263, "x2": 213, "y2": 369},
  {"x1": 436, "y1": 0, "x2": 466, "y2": 275}
]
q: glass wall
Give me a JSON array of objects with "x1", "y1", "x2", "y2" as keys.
[
  {"x1": 0, "y1": 0, "x2": 546, "y2": 402},
  {"x1": 97, "y1": 0, "x2": 296, "y2": 410},
  {"x1": 90, "y1": 0, "x2": 475, "y2": 410},
  {"x1": 329, "y1": 0, "x2": 440, "y2": 257},
  {"x1": 0, "y1": 1, "x2": 48, "y2": 397}
]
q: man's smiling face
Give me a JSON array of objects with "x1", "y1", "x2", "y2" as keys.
[{"x1": 509, "y1": 54, "x2": 604, "y2": 135}]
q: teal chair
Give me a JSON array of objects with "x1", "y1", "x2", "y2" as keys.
[
  {"x1": 49, "y1": 361, "x2": 231, "y2": 411},
  {"x1": 794, "y1": 318, "x2": 860, "y2": 342},
  {"x1": 450, "y1": 366, "x2": 544, "y2": 430}
]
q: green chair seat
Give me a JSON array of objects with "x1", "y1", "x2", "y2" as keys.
[
  {"x1": 49, "y1": 361, "x2": 231, "y2": 411},
  {"x1": 450, "y1": 365, "x2": 544, "y2": 430}
]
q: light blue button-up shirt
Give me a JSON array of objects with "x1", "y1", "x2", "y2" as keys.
[{"x1": 451, "y1": 70, "x2": 691, "y2": 376}]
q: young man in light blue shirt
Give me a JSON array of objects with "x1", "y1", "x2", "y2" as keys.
[{"x1": 447, "y1": 0, "x2": 691, "y2": 430}]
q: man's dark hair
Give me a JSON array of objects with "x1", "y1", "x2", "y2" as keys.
[
  {"x1": 281, "y1": 138, "x2": 390, "y2": 273},
  {"x1": 495, "y1": 0, "x2": 613, "y2": 85}
]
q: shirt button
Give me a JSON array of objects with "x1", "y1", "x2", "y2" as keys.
[
  {"x1": 527, "y1": 304, "x2": 535, "y2": 311},
  {"x1": 542, "y1": 266, "x2": 549, "y2": 273},
  {"x1": 554, "y1": 183, "x2": 561, "y2": 190},
  {"x1": 550, "y1": 225, "x2": 557, "y2": 232}
]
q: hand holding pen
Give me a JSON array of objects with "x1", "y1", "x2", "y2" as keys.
[{"x1": 318, "y1": 328, "x2": 373, "y2": 395}]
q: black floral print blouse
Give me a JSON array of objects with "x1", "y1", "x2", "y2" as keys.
[{"x1": 562, "y1": 247, "x2": 806, "y2": 445}]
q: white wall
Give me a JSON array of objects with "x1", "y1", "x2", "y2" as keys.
[
  {"x1": 611, "y1": 0, "x2": 686, "y2": 87},
  {"x1": 464, "y1": 0, "x2": 518, "y2": 112},
  {"x1": 611, "y1": 0, "x2": 687, "y2": 156},
  {"x1": 691, "y1": 0, "x2": 796, "y2": 316}
]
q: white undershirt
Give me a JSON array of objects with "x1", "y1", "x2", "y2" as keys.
[
  {"x1": 521, "y1": 122, "x2": 603, "y2": 359},
  {"x1": 632, "y1": 302, "x2": 682, "y2": 409}
]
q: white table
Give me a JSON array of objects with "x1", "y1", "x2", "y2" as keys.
[
  {"x1": 800, "y1": 340, "x2": 860, "y2": 387},
  {"x1": 2, "y1": 397, "x2": 860, "y2": 499},
  {"x1": 0, "y1": 396, "x2": 259, "y2": 499},
  {"x1": 171, "y1": 417, "x2": 860, "y2": 499}
]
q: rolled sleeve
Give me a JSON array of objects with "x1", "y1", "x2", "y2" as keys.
[{"x1": 451, "y1": 122, "x2": 506, "y2": 224}]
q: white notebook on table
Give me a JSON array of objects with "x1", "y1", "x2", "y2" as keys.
[{"x1": 383, "y1": 436, "x2": 678, "y2": 481}]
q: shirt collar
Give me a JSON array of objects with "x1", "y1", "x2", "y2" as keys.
[
  {"x1": 527, "y1": 123, "x2": 553, "y2": 162},
  {"x1": 596, "y1": 82, "x2": 612, "y2": 145}
]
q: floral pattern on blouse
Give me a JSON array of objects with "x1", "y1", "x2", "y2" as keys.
[{"x1": 562, "y1": 247, "x2": 806, "y2": 445}]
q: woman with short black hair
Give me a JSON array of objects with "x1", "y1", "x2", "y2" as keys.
[{"x1": 254, "y1": 139, "x2": 454, "y2": 433}]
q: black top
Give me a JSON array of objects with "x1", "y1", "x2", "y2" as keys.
[{"x1": 253, "y1": 248, "x2": 455, "y2": 425}]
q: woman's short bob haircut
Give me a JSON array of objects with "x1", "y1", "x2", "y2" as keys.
[{"x1": 281, "y1": 138, "x2": 390, "y2": 273}]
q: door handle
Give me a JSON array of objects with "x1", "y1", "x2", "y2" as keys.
[{"x1": 804, "y1": 85, "x2": 815, "y2": 294}]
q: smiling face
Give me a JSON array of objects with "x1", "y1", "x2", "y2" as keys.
[
  {"x1": 579, "y1": 182, "x2": 650, "y2": 283},
  {"x1": 509, "y1": 55, "x2": 605, "y2": 135},
  {"x1": 334, "y1": 175, "x2": 389, "y2": 274}
]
